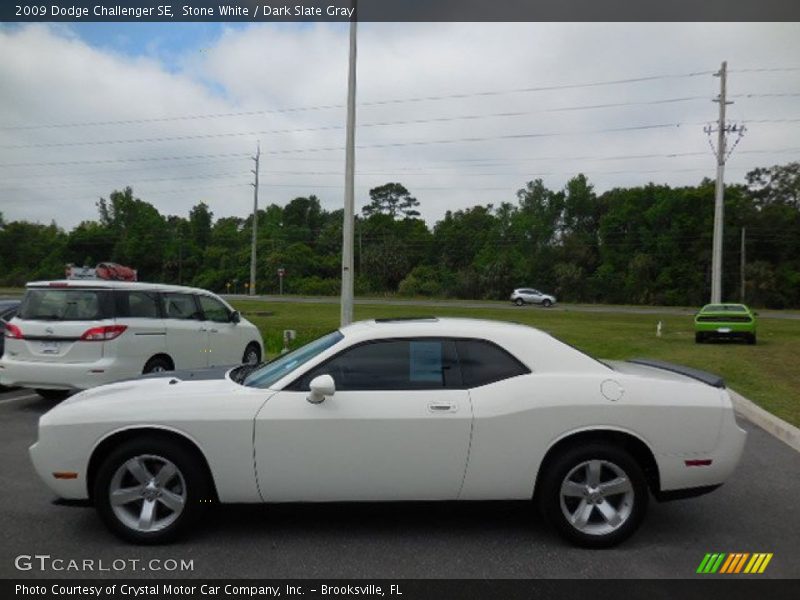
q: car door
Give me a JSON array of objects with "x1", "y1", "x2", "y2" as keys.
[
  {"x1": 162, "y1": 292, "x2": 208, "y2": 369},
  {"x1": 197, "y1": 294, "x2": 240, "y2": 366},
  {"x1": 254, "y1": 338, "x2": 473, "y2": 502},
  {"x1": 527, "y1": 289, "x2": 544, "y2": 304}
]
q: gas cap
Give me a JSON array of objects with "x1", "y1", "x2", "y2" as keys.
[{"x1": 601, "y1": 379, "x2": 624, "y2": 402}]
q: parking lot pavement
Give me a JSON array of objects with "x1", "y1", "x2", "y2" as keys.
[{"x1": 0, "y1": 388, "x2": 797, "y2": 580}]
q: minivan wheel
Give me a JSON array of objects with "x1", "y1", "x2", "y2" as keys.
[
  {"x1": 35, "y1": 389, "x2": 70, "y2": 401},
  {"x1": 514, "y1": 298, "x2": 524, "y2": 306},
  {"x1": 538, "y1": 443, "x2": 648, "y2": 548},
  {"x1": 143, "y1": 356, "x2": 173, "y2": 374},
  {"x1": 243, "y1": 343, "x2": 261, "y2": 365},
  {"x1": 93, "y1": 437, "x2": 211, "y2": 544}
]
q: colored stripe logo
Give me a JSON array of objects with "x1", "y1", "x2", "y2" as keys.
[{"x1": 697, "y1": 553, "x2": 773, "y2": 574}]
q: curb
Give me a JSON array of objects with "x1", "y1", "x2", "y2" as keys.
[{"x1": 729, "y1": 389, "x2": 800, "y2": 453}]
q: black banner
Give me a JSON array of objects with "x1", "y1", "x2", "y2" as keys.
[
  {"x1": 4, "y1": 579, "x2": 800, "y2": 600},
  {"x1": 3, "y1": 0, "x2": 800, "y2": 23}
]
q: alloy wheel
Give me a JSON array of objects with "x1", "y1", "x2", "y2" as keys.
[{"x1": 558, "y1": 459, "x2": 634, "y2": 536}]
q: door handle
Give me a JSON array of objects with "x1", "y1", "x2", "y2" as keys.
[
  {"x1": 199, "y1": 327, "x2": 208, "y2": 332},
  {"x1": 428, "y1": 402, "x2": 457, "y2": 413},
  {"x1": 210, "y1": 328, "x2": 219, "y2": 333}
]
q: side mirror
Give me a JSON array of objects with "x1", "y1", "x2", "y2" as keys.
[
  {"x1": 307, "y1": 374, "x2": 335, "y2": 404},
  {"x1": 230, "y1": 310, "x2": 241, "y2": 323}
]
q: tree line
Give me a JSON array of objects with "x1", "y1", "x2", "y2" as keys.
[{"x1": 0, "y1": 162, "x2": 798, "y2": 308}]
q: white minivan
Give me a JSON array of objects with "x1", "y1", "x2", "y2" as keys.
[{"x1": 0, "y1": 280, "x2": 263, "y2": 400}]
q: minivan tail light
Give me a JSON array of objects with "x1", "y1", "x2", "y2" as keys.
[
  {"x1": 4, "y1": 322, "x2": 23, "y2": 339},
  {"x1": 79, "y1": 325, "x2": 127, "y2": 341}
]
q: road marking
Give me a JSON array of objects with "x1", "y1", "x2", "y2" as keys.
[{"x1": 0, "y1": 393, "x2": 40, "y2": 405}]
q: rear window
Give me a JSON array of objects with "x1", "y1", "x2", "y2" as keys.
[
  {"x1": 456, "y1": 339, "x2": 530, "y2": 388},
  {"x1": 703, "y1": 304, "x2": 747, "y2": 313},
  {"x1": 19, "y1": 288, "x2": 114, "y2": 321}
]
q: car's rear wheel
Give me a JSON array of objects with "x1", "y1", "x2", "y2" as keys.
[
  {"x1": 243, "y1": 342, "x2": 261, "y2": 365},
  {"x1": 538, "y1": 443, "x2": 648, "y2": 548},
  {"x1": 514, "y1": 298, "x2": 524, "y2": 306},
  {"x1": 93, "y1": 437, "x2": 211, "y2": 544},
  {"x1": 35, "y1": 389, "x2": 70, "y2": 401},
  {"x1": 542, "y1": 299, "x2": 553, "y2": 308},
  {"x1": 142, "y1": 356, "x2": 173, "y2": 374}
]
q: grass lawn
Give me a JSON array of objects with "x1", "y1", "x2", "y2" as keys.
[{"x1": 232, "y1": 299, "x2": 800, "y2": 428}]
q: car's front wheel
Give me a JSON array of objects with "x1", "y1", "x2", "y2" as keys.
[
  {"x1": 93, "y1": 436, "x2": 211, "y2": 544},
  {"x1": 514, "y1": 298, "x2": 524, "y2": 306},
  {"x1": 538, "y1": 443, "x2": 648, "y2": 548}
]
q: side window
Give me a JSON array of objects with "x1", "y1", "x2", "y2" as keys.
[
  {"x1": 292, "y1": 339, "x2": 460, "y2": 391},
  {"x1": 456, "y1": 339, "x2": 530, "y2": 388},
  {"x1": 163, "y1": 293, "x2": 201, "y2": 320},
  {"x1": 116, "y1": 291, "x2": 160, "y2": 318},
  {"x1": 198, "y1": 295, "x2": 230, "y2": 323}
]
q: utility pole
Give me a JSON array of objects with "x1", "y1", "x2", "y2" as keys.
[
  {"x1": 710, "y1": 61, "x2": 730, "y2": 304},
  {"x1": 740, "y1": 227, "x2": 746, "y2": 302},
  {"x1": 704, "y1": 62, "x2": 745, "y2": 304},
  {"x1": 340, "y1": 8, "x2": 357, "y2": 326},
  {"x1": 249, "y1": 142, "x2": 260, "y2": 297}
]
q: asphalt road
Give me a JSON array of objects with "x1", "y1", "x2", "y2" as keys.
[
  {"x1": 224, "y1": 295, "x2": 800, "y2": 321},
  {"x1": 0, "y1": 386, "x2": 798, "y2": 580}
]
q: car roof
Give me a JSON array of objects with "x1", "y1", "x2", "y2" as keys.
[
  {"x1": 25, "y1": 280, "x2": 221, "y2": 296},
  {"x1": 335, "y1": 317, "x2": 606, "y2": 374}
]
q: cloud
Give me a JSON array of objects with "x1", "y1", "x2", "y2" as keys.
[{"x1": 0, "y1": 22, "x2": 799, "y2": 229}]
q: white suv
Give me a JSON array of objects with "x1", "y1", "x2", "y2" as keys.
[
  {"x1": 0, "y1": 280, "x2": 263, "y2": 400},
  {"x1": 510, "y1": 288, "x2": 557, "y2": 307}
]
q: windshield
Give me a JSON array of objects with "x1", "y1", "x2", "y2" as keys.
[{"x1": 243, "y1": 330, "x2": 344, "y2": 389}]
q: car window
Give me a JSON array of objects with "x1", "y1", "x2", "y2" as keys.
[
  {"x1": 244, "y1": 331, "x2": 344, "y2": 388},
  {"x1": 292, "y1": 338, "x2": 461, "y2": 391},
  {"x1": 115, "y1": 291, "x2": 160, "y2": 319},
  {"x1": 456, "y1": 339, "x2": 530, "y2": 388},
  {"x1": 18, "y1": 289, "x2": 112, "y2": 321},
  {"x1": 198, "y1": 295, "x2": 230, "y2": 323},
  {"x1": 163, "y1": 293, "x2": 201, "y2": 320}
]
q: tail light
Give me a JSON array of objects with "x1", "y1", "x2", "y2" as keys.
[
  {"x1": 79, "y1": 325, "x2": 127, "y2": 341},
  {"x1": 4, "y1": 322, "x2": 23, "y2": 339}
]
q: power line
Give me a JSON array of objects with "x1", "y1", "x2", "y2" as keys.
[
  {"x1": 0, "y1": 69, "x2": 717, "y2": 131},
  {"x1": 0, "y1": 97, "x2": 719, "y2": 150}
]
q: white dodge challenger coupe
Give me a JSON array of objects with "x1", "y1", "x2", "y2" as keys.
[{"x1": 29, "y1": 317, "x2": 746, "y2": 547}]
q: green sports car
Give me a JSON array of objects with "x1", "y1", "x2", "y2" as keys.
[{"x1": 694, "y1": 303, "x2": 757, "y2": 345}]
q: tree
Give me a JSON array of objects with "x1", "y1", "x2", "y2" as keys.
[
  {"x1": 746, "y1": 162, "x2": 800, "y2": 208},
  {"x1": 362, "y1": 183, "x2": 420, "y2": 219}
]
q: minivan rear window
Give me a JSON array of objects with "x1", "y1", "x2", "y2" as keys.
[{"x1": 19, "y1": 288, "x2": 114, "y2": 321}]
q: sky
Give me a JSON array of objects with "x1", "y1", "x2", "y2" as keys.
[{"x1": 0, "y1": 22, "x2": 799, "y2": 229}]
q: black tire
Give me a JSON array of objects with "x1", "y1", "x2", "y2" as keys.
[
  {"x1": 537, "y1": 443, "x2": 649, "y2": 548},
  {"x1": 243, "y1": 342, "x2": 261, "y2": 365},
  {"x1": 747, "y1": 333, "x2": 757, "y2": 345},
  {"x1": 695, "y1": 332, "x2": 704, "y2": 344},
  {"x1": 514, "y1": 298, "x2": 525, "y2": 306},
  {"x1": 542, "y1": 299, "x2": 553, "y2": 308},
  {"x1": 142, "y1": 356, "x2": 173, "y2": 375},
  {"x1": 35, "y1": 389, "x2": 70, "y2": 401},
  {"x1": 93, "y1": 436, "x2": 212, "y2": 544}
]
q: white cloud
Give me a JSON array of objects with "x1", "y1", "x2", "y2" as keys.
[{"x1": 0, "y1": 22, "x2": 799, "y2": 229}]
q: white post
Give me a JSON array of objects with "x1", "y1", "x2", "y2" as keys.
[
  {"x1": 249, "y1": 142, "x2": 260, "y2": 296},
  {"x1": 340, "y1": 16, "x2": 357, "y2": 326}
]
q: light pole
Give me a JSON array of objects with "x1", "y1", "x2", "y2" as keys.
[{"x1": 340, "y1": 9, "x2": 357, "y2": 326}]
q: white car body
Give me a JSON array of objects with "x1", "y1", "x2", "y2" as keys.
[
  {"x1": 1, "y1": 280, "x2": 263, "y2": 392},
  {"x1": 31, "y1": 318, "x2": 745, "y2": 513}
]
